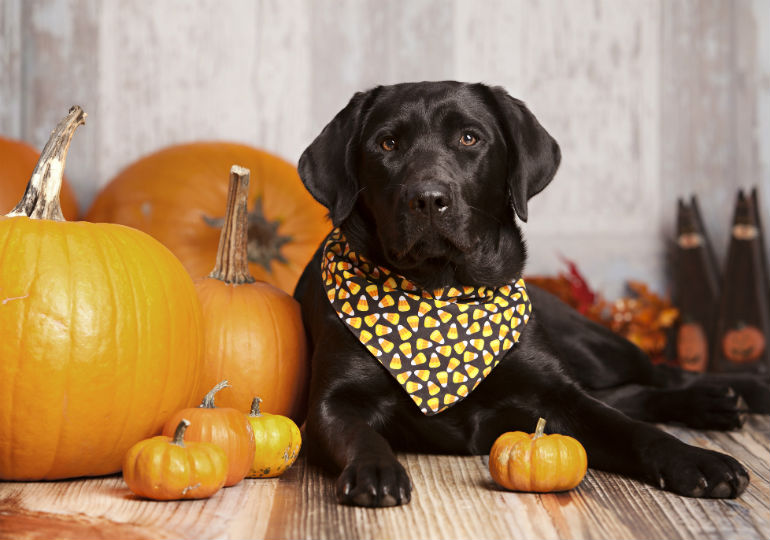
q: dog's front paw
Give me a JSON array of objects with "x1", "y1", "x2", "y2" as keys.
[
  {"x1": 336, "y1": 458, "x2": 411, "y2": 507},
  {"x1": 648, "y1": 439, "x2": 749, "y2": 498}
]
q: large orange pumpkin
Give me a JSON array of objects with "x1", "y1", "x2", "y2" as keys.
[
  {"x1": 0, "y1": 135, "x2": 79, "y2": 220},
  {"x1": 85, "y1": 142, "x2": 329, "y2": 293},
  {"x1": 194, "y1": 165, "x2": 309, "y2": 422},
  {"x1": 0, "y1": 107, "x2": 203, "y2": 480}
]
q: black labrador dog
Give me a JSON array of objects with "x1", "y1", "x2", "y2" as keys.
[{"x1": 294, "y1": 81, "x2": 769, "y2": 507}]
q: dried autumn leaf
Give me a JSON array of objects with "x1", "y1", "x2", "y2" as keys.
[{"x1": 526, "y1": 261, "x2": 679, "y2": 365}]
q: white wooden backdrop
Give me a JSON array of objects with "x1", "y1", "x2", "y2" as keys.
[{"x1": 1, "y1": 0, "x2": 768, "y2": 298}]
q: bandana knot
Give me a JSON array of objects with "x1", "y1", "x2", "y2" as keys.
[{"x1": 321, "y1": 228, "x2": 531, "y2": 415}]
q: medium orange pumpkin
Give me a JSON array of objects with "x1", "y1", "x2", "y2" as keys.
[
  {"x1": 489, "y1": 417, "x2": 587, "y2": 492},
  {"x1": 162, "y1": 381, "x2": 256, "y2": 487},
  {"x1": 123, "y1": 419, "x2": 228, "y2": 500},
  {"x1": 0, "y1": 107, "x2": 204, "y2": 480},
  {"x1": 85, "y1": 142, "x2": 329, "y2": 293},
  {"x1": 246, "y1": 397, "x2": 302, "y2": 478},
  {"x1": 0, "y1": 135, "x2": 79, "y2": 220},
  {"x1": 193, "y1": 166, "x2": 309, "y2": 423}
]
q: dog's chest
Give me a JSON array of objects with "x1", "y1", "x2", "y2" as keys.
[{"x1": 319, "y1": 228, "x2": 532, "y2": 415}]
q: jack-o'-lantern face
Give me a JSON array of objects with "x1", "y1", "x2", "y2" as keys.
[
  {"x1": 722, "y1": 325, "x2": 766, "y2": 364},
  {"x1": 677, "y1": 323, "x2": 708, "y2": 371}
]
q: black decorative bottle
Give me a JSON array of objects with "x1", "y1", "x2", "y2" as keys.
[
  {"x1": 713, "y1": 189, "x2": 770, "y2": 373},
  {"x1": 673, "y1": 196, "x2": 720, "y2": 372}
]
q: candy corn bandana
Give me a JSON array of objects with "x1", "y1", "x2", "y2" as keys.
[{"x1": 321, "y1": 228, "x2": 532, "y2": 415}]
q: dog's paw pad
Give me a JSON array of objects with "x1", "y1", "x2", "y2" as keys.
[
  {"x1": 688, "y1": 475, "x2": 708, "y2": 498},
  {"x1": 710, "y1": 481, "x2": 733, "y2": 499},
  {"x1": 379, "y1": 493, "x2": 398, "y2": 506}
]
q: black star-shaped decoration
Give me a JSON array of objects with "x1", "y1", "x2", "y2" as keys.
[{"x1": 203, "y1": 196, "x2": 292, "y2": 272}]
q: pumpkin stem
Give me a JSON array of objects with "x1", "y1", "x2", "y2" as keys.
[
  {"x1": 249, "y1": 397, "x2": 263, "y2": 417},
  {"x1": 208, "y1": 165, "x2": 256, "y2": 285},
  {"x1": 5, "y1": 106, "x2": 86, "y2": 221},
  {"x1": 533, "y1": 417, "x2": 547, "y2": 440},
  {"x1": 171, "y1": 419, "x2": 191, "y2": 447},
  {"x1": 200, "y1": 380, "x2": 230, "y2": 408}
]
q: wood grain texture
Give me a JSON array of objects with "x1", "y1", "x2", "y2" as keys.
[
  {"x1": 455, "y1": 0, "x2": 666, "y2": 296},
  {"x1": 1, "y1": 416, "x2": 767, "y2": 539},
  {"x1": 97, "y1": 0, "x2": 260, "y2": 204},
  {"x1": 1, "y1": 0, "x2": 768, "y2": 296},
  {"x1": 458, "y1": 0, "x2": 662, "y2": 234},
  {"x1": 660, "y1": 0, "x2": 770, "y2": 277},
  {"x1": 16, "y1": 0, "x2": 101, "y2": 213},
  {"x1": 0, "y1": 0, "x2": 23, "y2": 137},
  {"x1": 307, "y1": 0, "x2": 455, "y2": 136}
]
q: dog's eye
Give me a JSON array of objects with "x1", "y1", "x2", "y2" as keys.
[
  {"x1": 460, "y1": 132, "x2": 478, "y2": 146},
  {"x1": 380, "y1": 137, "x2": 397, "y2": 152}
]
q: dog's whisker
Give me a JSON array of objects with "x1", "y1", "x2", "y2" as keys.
[{"x1": 467, "y1": 204, "x2": 503, "y2": 225}]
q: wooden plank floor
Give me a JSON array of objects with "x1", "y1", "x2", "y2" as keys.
[{"x1": 1, "y1": 416, "x2": 767, "y2": 540}]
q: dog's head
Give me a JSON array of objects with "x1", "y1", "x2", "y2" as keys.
[{"x1": 299, "y1": 81, "x2": 560, "y2": 289}]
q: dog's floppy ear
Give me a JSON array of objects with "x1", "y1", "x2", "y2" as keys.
[
  {"x1": 488, "y1": 86, "x2": 561, "y2": 222},
  {"x1": 298, "y1": 89, "x2": 378, "y2": 225}
]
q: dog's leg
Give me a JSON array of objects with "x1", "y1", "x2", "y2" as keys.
[
  {"x1": 590, "y1": 384, "x2": 749, "y2": 429},
  {"x1": 305, "y1": 367, "x2": 411, "y2": 507},
  {"x1": 528, "y1": 285, "x2": 657, "y2": 388},
  {"x1": 650, "y1": 365, "x2": 770, "y2": 414},
  {"x1": 582, "y1": 361, "x2": 770, "y2": 428},
  {"x1": 485, "y1": 376, "x2": 751, "y2": 498},
  {"x1": 467, "y1": 317, "x2": 750, "y2": 499},
  {"x1": 561, "y1": 391, "x2": 748, "y2": 498}
]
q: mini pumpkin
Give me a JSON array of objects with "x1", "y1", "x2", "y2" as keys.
[
  {"x1": 489, "y1": 417, "x2": 587, "y2": 492},
  {"x1": 123, "y1": 419, "x2": 228, "y2": 500},
  {"x1": 162, "y1": 380, "x2": 256, "y2": 487},
  {"x1": 193, "y1": 166, "x2": 308, "y2": 423},
  {"x1": 246, "y1": 397, "x2": 302, "y2": 478}
]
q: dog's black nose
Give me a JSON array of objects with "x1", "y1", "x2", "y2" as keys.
[{"x1": 408, "y1": 188, "x2": 451, "y2": 216}]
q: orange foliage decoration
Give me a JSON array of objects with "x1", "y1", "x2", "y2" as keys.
[{"x1": 527, "y1": 259, "x2": 679, "y2": 364}]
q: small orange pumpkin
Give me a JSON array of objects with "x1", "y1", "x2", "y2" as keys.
[
  {"x1": 0, "y1": 135, "x2": 79, "y2": 220},
  {"x1": 193, "y1": 166, "x2": 309, "y2": 423},
  {"x1": 162, "y1": 381, "x2": 256, "y2": 487},
  {"x1": 489, "y1": 417, "x2": 587, "y2": 492},
  {"x1": 246, "y1": 397, "x2": 302, "y2": 478},
  {"x1": 123, "y1": 419, "x2": 228, "y2": 500},
  {"x1": 722, "y1": 324, "x2": 766, "y2": 364}
]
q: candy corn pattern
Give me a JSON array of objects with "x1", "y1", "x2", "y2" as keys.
[{"x1": 321, "y1": 228, "x2": 532, "y2": 415}]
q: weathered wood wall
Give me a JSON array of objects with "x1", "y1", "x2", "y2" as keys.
[{"x1": 1, "y1": 0, "x2": 768, "y2": 297}]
